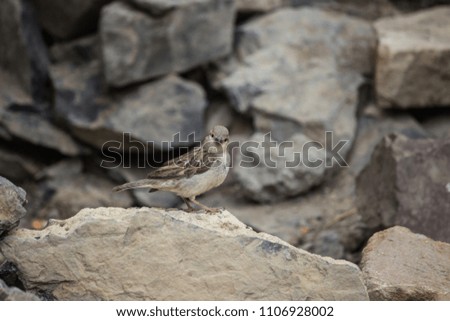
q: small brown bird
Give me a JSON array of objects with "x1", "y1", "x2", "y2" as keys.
[{"x1": 113, "y1": 125, "x2": 230, "y2": 212}]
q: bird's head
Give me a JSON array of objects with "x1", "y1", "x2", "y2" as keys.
[{"x1": 203, "y1": 125, "x2": 230, "y2": 150}]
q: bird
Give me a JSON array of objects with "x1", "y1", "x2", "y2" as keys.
[{"x1": 113, "y1": 125, "x2": 230, "y2": 213}]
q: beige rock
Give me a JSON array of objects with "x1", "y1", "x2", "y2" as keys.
[
  {"x1": 0, "y1": 207, "x2": 369, "y2": 300},
  {"x1": 375, "y1": 6, "x2": 450, "y2": 108},
  {"x1": 361, "y1": 226, "x2": 450, "y2": 300}
]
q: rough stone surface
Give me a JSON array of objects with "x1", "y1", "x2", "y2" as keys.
[
  {"x1": 375, "y1": 6, "x2": 450, "y2": 108},
  {"x1": 50, "y1": 37, "x2": 207, "y2": 150},
  {"x1": 0, "y1": 0, "x2": 49, "y2": 106},
  {"x1": 0, "y1": 207, "x2": 369, "y2": 300},
  {"x1": 100, "y1": 0, "x2": 235, "y2": 87},
  {"x1": 233, "y1": 8, "x2": 375, "y2": 74},
  {"x1": 234, "y1": 132, "x2": 326, "y2": 203},
  {"x1": 0, "y1": 176, "x2": 27, "y2": 236},
  {"x1": 32, "y1": 0, "x2": 113, "y2": 40},
  {"x1": 356, "y1": 134, "x2": 450, "y2": 243},
  {"x1": 0, "y1": 109, "x2": 84, "y2": 156},
  {"x1": 0, "y1": 279, "x2": 40, "y2": 301},
  {"x1": 361, "y1": 226, "x2": 450, "y2": 300},
  {"x1": 219, "y1": 8, "x2": 375, "y2": 169}
]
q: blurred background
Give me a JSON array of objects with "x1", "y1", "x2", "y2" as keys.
[{"x1": 1, "y1": 0, "x2": 449, "y2": 263}]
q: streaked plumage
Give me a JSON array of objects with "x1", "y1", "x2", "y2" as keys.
[{"x1": 113, "y1": 125, "x2": 230, "y2": 212}]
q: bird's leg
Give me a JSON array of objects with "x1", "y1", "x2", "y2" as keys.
[
  {"x1": 188, "y1": 197, "x2": 221, "y2": 214},
  {"x1": 181, "y1": 197, "x2": 195, "y2": 212}
]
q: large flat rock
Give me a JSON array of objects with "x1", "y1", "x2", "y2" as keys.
[{"x1": 0, "y1": 207, "x2": 369, "y2": 300}]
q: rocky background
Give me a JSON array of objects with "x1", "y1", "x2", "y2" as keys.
[{"x1": 1, "y1": 0, "x2": 450, "y2": 300}]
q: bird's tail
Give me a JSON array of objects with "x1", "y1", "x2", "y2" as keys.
[{"x1": 112, "y1": 179, "x2": 155, "y2": 192}]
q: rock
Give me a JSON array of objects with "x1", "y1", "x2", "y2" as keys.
[
  {"x1": 375, "y1": 6, "x2": 450, "y2": 108},
  {"x1": 233, "y1": 8, "x2": 375, "y2": 74},
  {"x1": 100, "y1": 0, "x2": 235, "y2": 87},
  {"x1": 0, "y1": 176, "x2": 27, "y2": 236},
  {"x1": 219, "y1": 8, "x2": 375, "y2": 176},
  {"x1": 0, "y1": 279, "x2": 40, "y2": 301},
  {"x1": 234, "y1": 132, "x2": 326, "y2": 203},
  {"x1": 32, "y1": 0, "x2": 113, "y2": 40},
  {"x1": 348, "y1": 106, "x2": 428, "y2": 175},
  {"x1": 0, "y1": 108, "x2": 84, "y2": 156},
  {"x1": 0, "y1": 0, "x2": 49, "y2": 106},
  {"x1": 356, "y1": 134, "x2": 450, "y2": 243},
  {"x1": 0, "y1": 207, "x2": 368, "y2": 300},
  {"x1": 50, "y1": 37, "x2": 207, "y2": 150},
  {"x1": 361, "y1": 226, "x2": 450, "y2": 300}
]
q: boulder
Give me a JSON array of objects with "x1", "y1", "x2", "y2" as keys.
[
  {"x1": 0, "y1": 108, "x2": 84, "y2": 156},
  {"x1": 0, "y1": 176, "x2": 27, "y2": 236},
  {"x1": 0, "y1": 207, "x2": 369, "y2": 300},
  {"x1": 219, "y1": 8, "x2": 375, "y2": 199},
  {"x1": 32, "y1": 0, "x2": 113, "y2": 40},
  {"x1": 220, "y1": 7, "x2": 375, "y2": 146},
  {"x1": 100, "y1": 0, "x2": 235, "y2": 87},
  {"x1": 234, "y1": 132, "x2": 326, "y2": 203},
  {"x1": 0, "y1": 279, "x2": 40, "y2": 301},
  {"x1": 50, "y1": 36, "x2": 207, "y2": 151},
  {"x1": 375, "y1": 6, "x2": 450, "y2": 108},
  {"x1": 0, "y1": 0, "x2": 49, "y2": 105},
  {"x1": 356, "y1": 134, "x2": 450, "y2": 243},
  {"x1": 361, "y1": 226, "x2": 450, "y2": 300}
]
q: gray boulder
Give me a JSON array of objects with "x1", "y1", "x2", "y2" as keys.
[
  {"x1": 0, "y1": 176, "x2": 27, "y2": 236},
  {"x1": 375, "y1": 6, "x2": 450, "y2": 108},
  {"x1": 51, "y1": 36, "x2": 207, "y2": 151},
  {"x1": 100, "y1": 0, "x2": 235, "y2": 87},
  {"x1": 0, "y1": 207, "x2": 369, "y2": 300},
  {"x1": 356, "y1": 134, "x2": 450, "y2": 243},
  {"x1": 234, "y1": 132, "x2": 326, "y2": 203},
  {"x1": 0, "y1": 109, "x2": 84, "y2": 156},
  {"x1": 361, "y1": 226, "x2": 450, "y2": 300}
]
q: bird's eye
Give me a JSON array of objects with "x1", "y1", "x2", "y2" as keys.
[
  {"x1": 211, "y1": 133, "x2": 214, "y2": 138},
  {"x1": 224, "y1": 138, "x2": 228, "y2": 142}
]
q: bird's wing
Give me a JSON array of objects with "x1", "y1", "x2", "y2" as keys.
[{"x1": 147, "y1": 147, "x2": 214, "y2": 180}]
